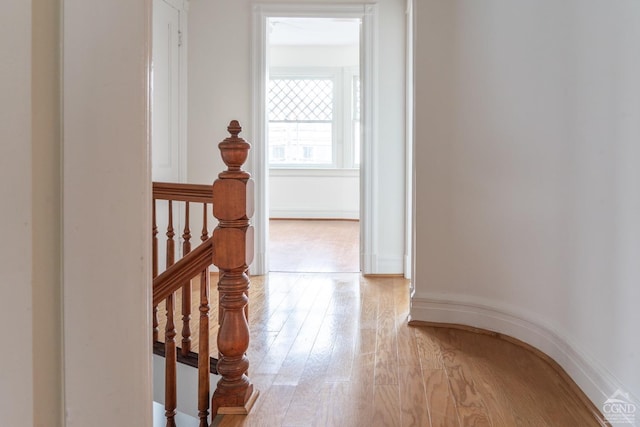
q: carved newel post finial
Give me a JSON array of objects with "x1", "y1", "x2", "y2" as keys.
[
  {"x1": 211, "y1": 120, "x2": 258, "y2": 415},
  {"x1": 218, "y1": 120, "x2": 251, "y2": 179}
]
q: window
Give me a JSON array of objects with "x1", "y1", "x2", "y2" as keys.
[
  {"x1": 268, "y1": 67, "x2": 360, "y2": 169},
  {"x1": 352, "y1": 75, "x2": 361, "y2": 167}
]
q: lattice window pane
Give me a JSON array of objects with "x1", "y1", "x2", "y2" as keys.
[
  {"x1": 268, "y1": 79, "x2": 334, "y2": 122},
  {"x1": 268, "y1": 77, "x2": 334, "y2": 165}
]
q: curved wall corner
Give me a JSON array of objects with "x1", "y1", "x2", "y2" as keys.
[{"x1": 411, "y1": 0, "x2": 640, "y2": 420}]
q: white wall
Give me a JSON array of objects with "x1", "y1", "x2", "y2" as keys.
[
  {"x1": 2, "y1": 2, "x2": 63, "y2": 426},
  {"x1": 412, "y1": 0, "x2": 640, "y2": 412},
  {"x1": 63, "y1": 0, "x2": 153, "y2": 425},
  {"x1": 0, "y1": 1, "x2": 34, "y2": 425},
  {"x1": 270, "y1": 169, "x2": 359, "y2": 219},
  {"x1": 188, "y1": 0, "x2": 406, "y2": 273}
]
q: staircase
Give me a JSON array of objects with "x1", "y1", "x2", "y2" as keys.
[
  {"x1": 153, "y1": 402, "x2": 200, "y2": 427},
  {"x1": 152, "y1": 121, "x2": 258, "y2": 426},
  {"x1": 152, "y1": 354, "x2": 220, "y2": 424}
]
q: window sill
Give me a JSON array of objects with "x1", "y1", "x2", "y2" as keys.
[{"x1": 269, "y1": 168, "x2": 360, "y2": 178}]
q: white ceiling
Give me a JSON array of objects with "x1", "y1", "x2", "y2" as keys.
[{"x1": 268, "y1": 17, "x2": 360, "y2": 46}]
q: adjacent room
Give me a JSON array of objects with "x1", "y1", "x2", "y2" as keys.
[{"x1": 266, "y1": 17, "x2": 361, "y2": 273}]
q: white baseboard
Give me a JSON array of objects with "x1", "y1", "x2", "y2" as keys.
[
  {"x1": 404, "y1": 254, "x2": 411, "y2": 279},
  {"x1": 249, "y1": 250, "x2": 267, "y2": 276},
  {"x1": 361, "y1": 252, "x2": 404, "y2": 275},
  {"x1": 375, "y1": 255, "x2": 404, "y2": 275},
  {"x1": 410, "y1": 294, "x2": 638, "y2": 425},
  {"x1": 269, "y1": 209, "x2": 359, "y2": 220}
]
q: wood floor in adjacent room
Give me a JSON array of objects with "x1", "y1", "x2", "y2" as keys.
[
  {"x1": 269, "y1": 219, "x2": 359, "y2": 273},
  {"x1": 158, "y1": 220, "x2": 603, "y2": 426}
]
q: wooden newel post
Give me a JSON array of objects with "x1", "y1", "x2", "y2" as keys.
[{"x1": 211, "y1": 120, "x2": 258, "y2": 415}]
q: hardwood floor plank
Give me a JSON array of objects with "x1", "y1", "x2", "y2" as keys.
[
  {"x1": 359, "y1": 287, "x2": 379, "y2": 330},
  {"x1": 432, "y1": 329, "x2": 493, "y2": 427},
  {"x1": 312, "y1": 382, "x2": 354, "y2": 427},
  {"x1": 424, "y1": 368, "x2": 460, "y2": 427},
  {"x1": 280, "y1": 283, "x2": 344, "y2": 426},
  {"x1": 414, "y1": 327, "x2": 444, "y2": 370},
  {"x1": 375, "y1": 283, "x2": 399, "y2": 386},
  {"x1": 398, "y1": 363, "x2": 431, "y2": 427},
  {"x1": 272, "y1": 283, "x2": 332, "y2": 386},
  {"x1": 460, "y1": 356, "x2": 522, "y2": 427},
  {"x1": 396, "y1": 321, "x2": 421, "y2": 367},
  {"x1": 252, "y1": 276, "x2": 322, "y2": 375},
  {"x1": 280, "y1": 379, "x2": 326, "y2": 427},
  {"x1": 349, "y1": 352, "x2": 376, "y2": 415},
  {"x1": 374, "y1": 384, "x2": 402, "y2": 427}
]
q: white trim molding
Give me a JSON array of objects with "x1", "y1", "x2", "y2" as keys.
[
  {"x1": 269, "y1": 209, "x2": 359, "y2": 220},
  {"x1": 178, "y1": 0, "x2": 189, "y2": 183},
  {"x1": 269, "y1": 168, "x2": 359, "y2": 178},
  {"x1": 405, "y1": 0, "x2": 414, "y2": 280},
  {"x1": 373, "y1": 255, "x2": 404, "y2": 275},
  {"x1": 360, "y1": 4, "x2": 378, "y2": 275},
  {"x1": 410, "y1": 293, "x2": 638, "y2": 420},
  {"x1": 251, "y1": 5, "x2": 270, "y2": 275}
]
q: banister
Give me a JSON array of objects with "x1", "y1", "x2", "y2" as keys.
[
  {"x1": 153, "y1": 236, "x2": 214, "y2": 306},
  {"x1": 152, "y1": 121, "x2": 256, "y2": 423},
  {"x1": 153, "y1": 182, "x2": 212, "y2": 203}
]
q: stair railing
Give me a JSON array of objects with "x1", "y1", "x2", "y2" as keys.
[{"x1": 152, "y1": 120, "x2": 257, "y2": 427}]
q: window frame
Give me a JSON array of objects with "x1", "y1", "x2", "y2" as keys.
[{"x1": 268, "y1": 66, "x2": 359, "y2": 170}]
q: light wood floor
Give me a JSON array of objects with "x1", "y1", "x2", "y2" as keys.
[
  {"x1": 269, "y1": 219, "x2": 359, "y2": 273},
  {"x1": 156, "y1": 221, "x2": 603, "y2": 426},
  {"x1": 158, "y1": 273, "x2": 603, "y2": 426}
]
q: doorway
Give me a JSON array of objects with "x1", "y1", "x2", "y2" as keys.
[
  {"x1": 266, "y1": 16, "x2": 361, "y2": 273},
  {"x1": 252, "y1": 4, "x2": 378, "y2": 275}
]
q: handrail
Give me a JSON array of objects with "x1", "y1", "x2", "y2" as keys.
[
  {"x1": 153, "y1": 182, "x2": 212, "y2": 203},
  {"x1": 153, "y1": 236, "x2": 214, "y2": 306},
  {"x1": 152, "y1": 179, "x2": 215, "y2": 426}
]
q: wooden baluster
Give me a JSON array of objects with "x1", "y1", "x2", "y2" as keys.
[
  {"x1": 153, "y1": 199, "x2": 159, "y2": 342},
  {"x1": 197, "y1": 266, "x2": 211, "y2": 427},
  {"x1": 201, "y1": 203, "x2": 208, "y2": 243},
  {"x1": 165, "y1": 200, "x2": 177, "y2": 427},
  {"x1": 166, "y1": 200, "x2": 175, "y2": 267},
  {"x1": 181, "y1": 202, "x2": 192, "y2": 356},
  {"x1": 211, "y1": 121, "x2": 258, "y2": 415},
  {"x1": 165, "y1": 294, "x2": 177, "y2": 427}
]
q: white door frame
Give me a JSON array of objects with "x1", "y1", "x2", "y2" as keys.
[
  {"x1": 406, "y1": 0, "x2": 415, "y2": 281},
  {"x1": 251, "y1": 3, "x2": 378, "y2": 275}
]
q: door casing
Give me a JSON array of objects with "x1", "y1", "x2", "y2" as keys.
[{"x1": 251, "y1": 3, "x2": 378, "y2": 275}]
